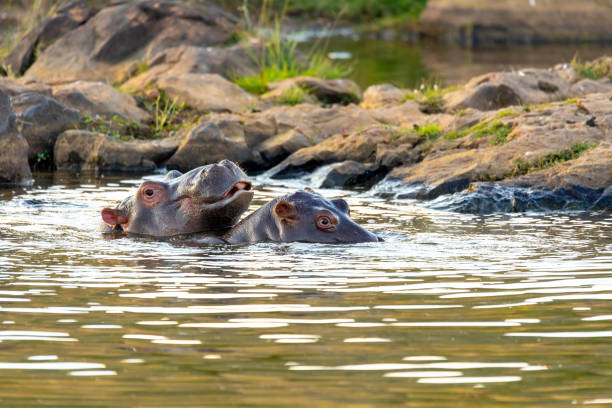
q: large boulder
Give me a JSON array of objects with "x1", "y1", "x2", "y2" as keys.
[
  {"x1": 0, "y1": 90, "x2": 31, "y2": 184},
  {"x1": 255, "y1": 129, "x2": 312, "y2": 166},
  {"x1": 54, "y1": 130, "x2": 181, "y2": 171},
  {"x1": 0, "y1": 77, "x2": 52, "y2": 97},
  {"x1": 11, "y1": 92, "x2": 80, "y2": 161},
  {"x1": 444, "y1": 69, "x2": 570, "y2": 112},
  {"x1": 121, "y1": 43, "x2": 259, "y2": 92},
  {"x1": 155, "y1": 73, "x2": 256, "y2": 113},
  {"x1": 52, "y1": 81, "x2": 150, "y2": 123},
  {"x1": 165, "y1": 121, "x2": 260, "y2": 171},
  {"x1": 26, "y1": 1, "x2": 238, "y2": 83},
  {"x1": 2, "y1": 1, "x2": 91, "y2": 75}
]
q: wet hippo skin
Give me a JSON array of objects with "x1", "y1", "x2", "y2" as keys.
[
  {"x1": 100, "y1": 160, "x2": 253, "y2": 237},
  {"x1": 202, "y1": 188, "x2": 382, "y2": 244}
]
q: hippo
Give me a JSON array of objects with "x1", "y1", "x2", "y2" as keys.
[
  {"x1": 202, "y1": 188, "x2": 381, "y2": 244},
  {"x1": 101, "y1": 160, "x2": 253, "y2": 237}
]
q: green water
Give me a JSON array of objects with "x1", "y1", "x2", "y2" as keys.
[
  {"x1": 0, "y1": 172, "x2": 611, "y2": 406},
  {"x1": 311, "y1": 37, "x2": 612, "y2": 89}
]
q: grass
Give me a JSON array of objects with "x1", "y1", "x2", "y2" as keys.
[
  {"x1": 405, "y1": 82, "x2": 457, "y2": 113},
  {"x1": 571, "y1": 55, "x2": 611, "y2": 80},
  {"x1": 511, "y1": 141, "x2": 597, "y2": 177},
  {"x1": 232, "y1": 3, "x2": 349, "y2": 95},
  {"x1": 73, "y1": 90, "x2": 189, "y2": 141},
  {"x1": 390, "y1": 123, "x2": 441, "y2": 143},
  {"x1": 272, "y1": 85, "x2": 311, "y2": 105},
  {"x1": 445, "y1": 119, "x2": 514, "y2": 146}
]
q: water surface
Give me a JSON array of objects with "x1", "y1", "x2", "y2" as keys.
[{"x1": 0, "y1": 172, "x2": 611, "y2": 407}]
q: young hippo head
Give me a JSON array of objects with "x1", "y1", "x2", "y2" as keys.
[
  {"x1": 101, "y1": 160, "x2": 253, "y2": 236},
  {"x1": 226, "y1": 189, "x2": 381, "y2": 244}
]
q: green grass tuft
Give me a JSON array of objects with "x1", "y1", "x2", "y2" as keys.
[
  {"x1": 571, "y1": 56, "x2": 612, "y2": 80},
  {"x1": 445, "y1": 120, "x2": 514, "y2": 145},
  {"x1": 512, "y1": 141, "x2": 598, "y2": 176},
  {"x1": 272, "y1": 85, "x2": 310, "y2": 106}
]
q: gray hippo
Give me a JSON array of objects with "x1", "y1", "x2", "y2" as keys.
[
  {"x1": 202, "y1": 189, "x2": 381, "y2": 244},
  {"x1": 101, "y1": 160, "x2": 252, "y2": 236}
]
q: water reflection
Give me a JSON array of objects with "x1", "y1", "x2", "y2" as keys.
[{"x1": 0, "y1": 171, "x2": 611, "y2": 406}]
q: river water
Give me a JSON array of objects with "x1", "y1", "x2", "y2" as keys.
[{"x1": 0, "y1": 171, "x2": 611, "y2": 407}]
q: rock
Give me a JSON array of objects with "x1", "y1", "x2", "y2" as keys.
[
  {"x1": 165, "y1": 121, "x2": 259, "y2": 171},
  {"x1": 0, "y1": 77, "x2": 52, "y2": 98},
  {"x1": 263, "y1": 76, "x2": 361, "y2": 105},
  {"x1": 386, "y1": 93, "x2": 612, "y2": 200},
  {"x1": 256, "y1": 129, "x2": 312, "y2": 166},
  {"x1": 121, "y1": 43, "x2": 259, "y2": 92},
  {"x1": 419, "y1": 0, "x2": 612, "y2": 45},
  {"x1": 260, "y1": 103, "x2": 378, "y2": 144},
  {"x1": 361, "y1": 84, "x2": 405, "y2": 109},
  {"x1": 243, "y1": 117, "x2": 278, "y2": 148},
  {"x1": 26, "y1": 1, "x2": 238, "y2": 83},
  {"x1": 444, "y1": 69, "x2": 570, "y2": 112},
  {"x1": 0, "y1": 90, "x2": 31, "y2": 184},
  {"x1": 52, "y1": 81, "x2": 150, "y2": 123},
  {"x1": 268, "y1": 125, "x2": 395, "y2": 178},
  {"x1": 10, "y1": 92, "x2": 80, "y2": 160},
  {"x1": 569, "y1": 79, "x2": 612, "y2": 96},
  {"x1": 376, "y1": 143, "x2": 420, "y2": 168},
  {"x1": 156, "y1": 73, "x2": 256, "y2": 113},
  {"x1": 311, "y1": 160, "x2": 386, "y2": 189},
  {"x1": 54, "y1": 130, "x2": 181, "y2": 171},
  {"x1": 2, "y1": 1, "x2": 91, "y2": 75}
]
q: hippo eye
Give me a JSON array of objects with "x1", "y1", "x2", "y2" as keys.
[
  {"x1": 145, "y1": 189, "x2": 154, "y2": 197},
  {"x1": 316, "y1": 215, "x2": 336, "y2": 231}
]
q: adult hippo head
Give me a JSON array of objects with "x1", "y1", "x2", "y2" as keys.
[
  {"x1": 220, "y1": 188, "x2": 381, "y2": 244},
  {"x1": 101, "y1": 160, "x2": 253, "y2": 237}
]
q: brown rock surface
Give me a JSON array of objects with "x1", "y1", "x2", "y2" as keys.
[
  {"x1": 0, "y1": 90, "x2": 31, "y2": 184},
  {"x1": 443, "y1": 69, "x2": 570, "y2": 112},
  {"x1": 263, "y1": 76, "x2": 361, "y2": 105},
  {"x1": 54, "y1": 130, "x2": 181, "y2": 171},
  {"x1": 52, "y1": 81, "x2": 150, "y2": 123},
  {"x1": 26, "y1": 1, "x2": 237, "y2": 83},
  {"x1": 361, "y1": 84, "x2": 406, "y2": 109},
  {"x1": 11, "y1": 92, "x2": 80, "y2": 160}
]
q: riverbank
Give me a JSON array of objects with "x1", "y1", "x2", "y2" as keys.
[{"x1": 1, "y1": 0, "x2": 611, "y2": 213}]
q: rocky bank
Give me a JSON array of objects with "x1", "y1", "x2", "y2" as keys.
[{"x1": 1, "y1": 0, "x2": 611, "y2": 213}]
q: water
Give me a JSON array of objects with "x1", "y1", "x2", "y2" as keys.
[
  {"x1": 0, "y1": 171, "x2": 611, "y2": 406},
  {"x1": 309, "y1": 36, "x2": 612, "y2": 89}
]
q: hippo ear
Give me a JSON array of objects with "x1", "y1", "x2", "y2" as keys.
[
  {"x1": 163, "y1": 170, "x2": 183, "y2": 181},
  {"x1": 331, "y1": 198, "x2": 350, "y2": 215},
  {"x1": 273, "y1": 200, "x2": 298, "y2": 222},
  {"x1": 303, "y1": 187, "x2": 321, "y2": 195},
  {"x1": 101, "y1": 208, "x2": 129, "y2": 227}
]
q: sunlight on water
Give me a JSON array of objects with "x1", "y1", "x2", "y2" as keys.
[{"x1": 0, "y1": 172, "x2": 611, "y2": 407}]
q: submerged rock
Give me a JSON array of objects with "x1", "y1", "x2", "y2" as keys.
[
  {"x1": 54, "y1": 130, "x2": 181, "y2": 172},
  {"x1": 26, "y1": 0, "x2": 237, "y2": 83},
  {"x1": 0, "y1": 90, "x2": 31, "y2": 184}
]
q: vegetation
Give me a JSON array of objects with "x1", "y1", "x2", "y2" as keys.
[
  {"x1": 511, "y1": 142, "x2": 597, "y2": 176},
  {"x1": 74, "y1": 90, "x2": 193, "y2": 141},
  {"x1": 445, "y1": 117, "x2": 514, "y2": 146},
  {"x1": 405, "y1": 82, "x2": 457, "y2": 113},
  {"x1": 233, "y1": 18, "x2": 348, "y2": 95},
  {"x1": 390, "y1": 123, "x2": 441, "y2": 143},
  {"x1": 571, "y1": 55, "x2": 612, "y2": 80},
  {"x1": 271, "y1": 85, "x2": 311, "y2": 106}
]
